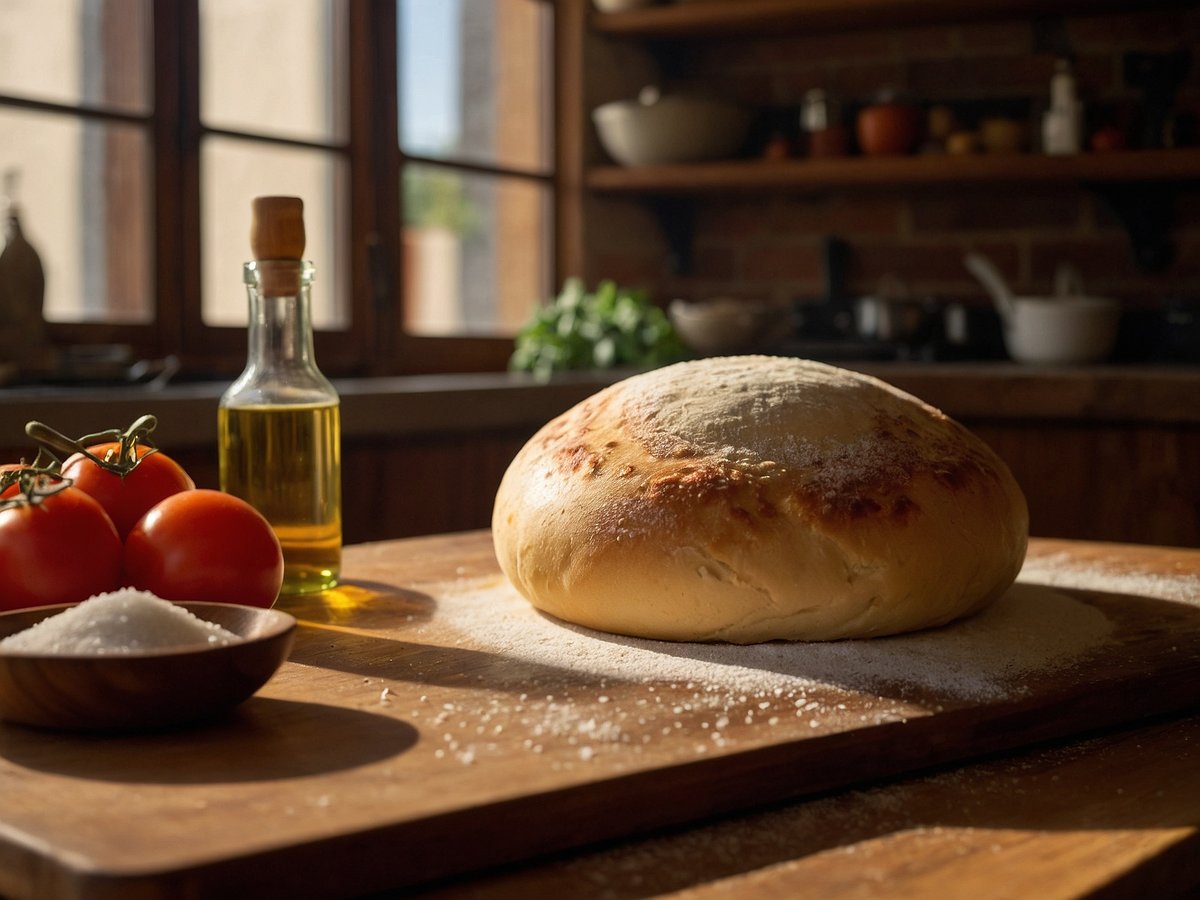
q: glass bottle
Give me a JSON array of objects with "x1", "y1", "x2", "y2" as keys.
[
  {"x1": 1042, "y1": 58, "x2": 1082, "y2": 156},
  {"x1": 0, "y1": 168, "x2": 47, "y2": 370},
  {"x1": 218, "y1": 196, "x2": 341, "y2": 594}
]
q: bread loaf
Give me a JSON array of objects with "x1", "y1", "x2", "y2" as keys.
[{"x1": 492, "y1": 356, "x2": 1028, "y2": 643}]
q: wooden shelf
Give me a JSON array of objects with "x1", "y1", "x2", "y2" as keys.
[
  {"x1": 582, "y1": 1, "x2": 1197, "y2": 273},
  {"x1": 591, "y1": 0, "x2": 1196, "y2": 40},
  {"x1": 587, "y1": 147, "x2": 1200, "y2": 195}
]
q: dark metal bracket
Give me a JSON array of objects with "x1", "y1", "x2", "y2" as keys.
[
  {"x1": 1093, "y1": 183, "x2": 1176, "y2": 274},
  {"x1": 649, "y1": 196, "x2": 696, "y2": 275}
]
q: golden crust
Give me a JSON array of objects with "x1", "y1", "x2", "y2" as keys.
[{"x1": 493, "y1": 356, "x2": 1028, "y2": 643}]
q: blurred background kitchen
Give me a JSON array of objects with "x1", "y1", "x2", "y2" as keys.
[{"x1": 1, "y1": 0, "x2": 1198, "y2": 547}]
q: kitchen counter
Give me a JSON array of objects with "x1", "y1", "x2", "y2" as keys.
[
  {"x1": 1, "y1": 362, "x2": 1198, "y2": 450},
  {"x1": 1, "y1": 532, "x2": 1198, "y2": 898},
  {"x1": 0, "y1": 371, "x2": 621, "y2": 449},
  {"x1": 3, "y1": 362, "x2": 1198, "y2": 546}
]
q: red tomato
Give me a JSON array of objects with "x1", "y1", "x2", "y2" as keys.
[
  {"x1": 123, "y1": 489, "x2": 284, "y2": 608},
  {"x1": 62, "y1": 442, "x2": 195, "y2": 540},
  {"x1": 0, "y1": 486, "x2": 122, "y2": 611}
]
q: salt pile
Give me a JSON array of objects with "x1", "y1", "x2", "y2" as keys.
[{"x1": 0, "y1": 589, "x2": 243, "y2": 655}]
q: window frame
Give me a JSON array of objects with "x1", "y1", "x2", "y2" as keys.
[{"x1": 1, "y1": 0, "x2": 569, "y2": 380}]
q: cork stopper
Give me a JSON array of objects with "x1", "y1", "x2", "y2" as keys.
[{"x1": 250, "y1": 196, "x2": 305, "y2": 295}]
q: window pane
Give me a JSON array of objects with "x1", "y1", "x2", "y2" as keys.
[
  {"x1": 0, "y1": 107, "x2": 152, "y2": 324},
  {"x1": 399, "y1": 0, "x2": 551, "y2": 173},
  {"x1": 201, "y1": 137, "x2": 347, "y2": 330},
  {"x1": 0, "y1": 0, "x2": 150, "y2": 113},
  {"x1": 404, "y1": 164, "x2": 549, "y2": 336},
  {"x1": 200, "y1": 0, "x2": 347, "y2": 143}
]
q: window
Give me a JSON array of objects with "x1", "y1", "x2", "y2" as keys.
[
  {"x1": 198, "y1": 0, "x2": 349, "y2": 331},
  {"x1": 399, "y1": 0, "x2": 553, "y2": 337},
  {"x1": 0, "y1": 0, "x2": 556, "y2": 380},
  {"x1": 0, "y1": 0, "x2": 153, "y2": 329}
]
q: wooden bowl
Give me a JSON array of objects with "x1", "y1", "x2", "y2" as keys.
[{"x1": 0, "y1": 602, "x2": 296, "y2": 731}]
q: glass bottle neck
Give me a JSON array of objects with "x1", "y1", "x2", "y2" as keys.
[
  {"x1": 221, "y1": 259, "x2": 337, "y2": 408},
  {"x1": 244, "y1": 259, "x2": 317, "y2": 371},
  {"x1": 4, "y1": 208, "x2": 21, "y2": 241}
]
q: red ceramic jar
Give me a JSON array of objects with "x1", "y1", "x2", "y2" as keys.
[{"x1": 856, "y1": 102, "x2": 921, "y2": 156}]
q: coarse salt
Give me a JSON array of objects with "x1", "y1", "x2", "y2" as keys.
[{"x1": 0, "y1": 589, "x2": 243, "y2": 655}]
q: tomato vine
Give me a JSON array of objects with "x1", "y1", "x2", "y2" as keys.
[{"x1": 25, "y1": 414, "x2": 163, "y2": 478}]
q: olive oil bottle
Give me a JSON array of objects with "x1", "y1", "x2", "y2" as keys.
[{"x1": 219, "y1": 196, "x2": 341, "y2": 594}]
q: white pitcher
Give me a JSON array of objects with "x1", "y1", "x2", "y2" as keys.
[{"x1": 965, "y1": 253, "x2": 1121, "y2": 365}]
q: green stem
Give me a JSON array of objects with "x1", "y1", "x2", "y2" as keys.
[
  {"x1": 0, "y1": 465, "x2": 72, "y2": 510},
  {"x1": 25, "y1": 415, "x2": 160, "y2": 476}
]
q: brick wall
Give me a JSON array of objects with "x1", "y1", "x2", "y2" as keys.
[{"x1": 582, "y1": 7, "x2": 1200, "y2": 348}]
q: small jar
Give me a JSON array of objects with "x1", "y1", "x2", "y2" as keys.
[{"x1": 801, "y1": 89, "x2": 848, "y2": 158}]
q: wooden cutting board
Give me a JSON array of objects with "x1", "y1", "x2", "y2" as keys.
[{"x1": 1, "y1": 533, "x2": 1198, "y2": 900}]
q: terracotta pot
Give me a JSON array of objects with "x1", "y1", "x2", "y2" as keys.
[{"x1": 856, "y1": 102, "x2": 921, "y2": 156}]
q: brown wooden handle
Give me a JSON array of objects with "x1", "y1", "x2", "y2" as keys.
[{"x1": 250, "y1": 196, "x2": 305, "y2": 261}]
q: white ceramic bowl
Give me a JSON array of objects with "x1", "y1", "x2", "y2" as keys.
[
  {"x1": 1004, "y1": 296, "x2": 1121, "y2": 365},
  {"x1": 669, "y1": 298, "x2": 789, "y2": 356},
  {"x1": 593, "y1": 93, "x2": 752, "y2": 166},
  {"x1": 592, "y1": 0, "x2": 656, "y2": 10}
]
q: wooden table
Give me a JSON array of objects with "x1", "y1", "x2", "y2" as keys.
[{"x1": 1, "y1": 533, "x2": 1199, "y2": 899}]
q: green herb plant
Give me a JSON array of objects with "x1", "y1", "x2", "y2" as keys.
[{"x1": 510, "y1": 279, "x2": 686, "y2": 379}]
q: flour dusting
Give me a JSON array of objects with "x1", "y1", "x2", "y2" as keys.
[
  {"x1": 434, "y1": 577, "x2": 1112, "y2": 703},
  {"x1": 395, "y1": 552, "x2": 1198, "y2": 769},
  {"x1": 1019, "y1": 553, "x2": 1200, "y2": 606}
]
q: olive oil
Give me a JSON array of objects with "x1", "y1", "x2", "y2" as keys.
[
  {"x1": 219, "y1": 196, "x2": 342, "y2": 596},
  {"x1": 219, "y1": 403, "x2": 341, "y2": 593}
]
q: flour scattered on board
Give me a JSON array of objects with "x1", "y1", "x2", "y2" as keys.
[
  {"x1": 1019, "y1": 552, "x2": 1200, "y2": 607},
  {"x1": 433, "y1": 577, "x2": 1112, "y2": 703},
  {"x1": 395, "y1": 556, "x2": 1200, "y2": 768}
]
